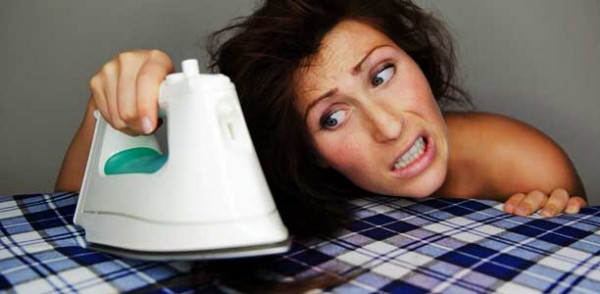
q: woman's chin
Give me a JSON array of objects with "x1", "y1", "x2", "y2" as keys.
[{"x1": 389, "y1": 166, "x2": 447, "y2": 198}]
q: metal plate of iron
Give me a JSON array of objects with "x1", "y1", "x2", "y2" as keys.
[{"x1": 86, "y1": 238, "x2": 292, "y2": 261}]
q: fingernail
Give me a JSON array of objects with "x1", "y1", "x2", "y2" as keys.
[
  {"x1": 504, "y1": 203, "x2": 514, "y2": 213},
  {"x1": 566, "y1": 205, "x2": 579, "y2": 214},
  {"x1": 142, "y1": 118, "x2": 153, "y2": 134},
  {"x1": 515, "y1": 207, "x2": 527, "y2": 216},
  {"x1": 541, "y1": 208, "x2": 555, "y2": 217},
  {"x1": 540, "y1": 209, "x2": 549, "y2": 217}
]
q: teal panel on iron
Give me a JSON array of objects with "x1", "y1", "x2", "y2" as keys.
[{"x1": 104, "y1": 147, "x2": 168, "y2": 175}]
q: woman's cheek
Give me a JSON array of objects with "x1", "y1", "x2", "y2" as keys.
[{"x1": 315, "y1": 134, "x2": 363, "y2": 171}]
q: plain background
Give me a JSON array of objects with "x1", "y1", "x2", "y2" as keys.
[{"x1": 1, "y1": 0, "x2": 598, "y2": 205}]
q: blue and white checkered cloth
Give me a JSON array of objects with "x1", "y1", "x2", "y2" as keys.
[{"x1": 1, "y1": 192, "x2": 600, "y2": 293}]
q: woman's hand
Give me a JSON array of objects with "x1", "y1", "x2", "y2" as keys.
[
  {"x1": 503, "y1": 189, "x2": 587, "y2": 217},
  {"x1": 55, "y1": 50, "x2": 173, "y2": 192},
  {"x1": 89, "y1": 49, "x2": 174, "y2": 136}
]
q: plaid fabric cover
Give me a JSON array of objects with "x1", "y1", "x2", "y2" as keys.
[{"x1": 1, "y1": 192, "x2": 599, "y2": 293}]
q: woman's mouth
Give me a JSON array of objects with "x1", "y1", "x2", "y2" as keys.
[
  {"x1": 391, "y1": 136, "x2": 435, "y2": 178},
  {"x1": 394, "y1": 137, "x2": 426, "y2": 169}
]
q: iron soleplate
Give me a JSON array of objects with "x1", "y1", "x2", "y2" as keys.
[{"x1": 87, "y1": 238, "x2": 292, "y2": 261}]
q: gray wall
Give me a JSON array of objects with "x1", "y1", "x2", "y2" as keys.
[
  {"x1": 0, "y1": 0, "x2": 258, "y2": 193},
  {"x1": 1, "y1": 1, "x2": 598, "y2": 204},
  {"x1": 422, "y1": 0, "x2": 600, "y2": 204}
]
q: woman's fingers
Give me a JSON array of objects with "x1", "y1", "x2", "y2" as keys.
[
  {"x1": 504, "y1": 193, "x2": 525, "y2": 214},
  {"x1": 88, "y1": 49, "x2": 173, "y2": 135},
  {"x1": 514, "y1": 190, "x2": 547, "y2": 216},
  {"x1": 540, "y1": 189, "x2": 569, "y2": 217},
  {"x1": 565, "y1": 196, "x2": 587, "y2": 214},
  {"x1": 504, "y1": 189, "x2": 587, "y2": 217},
  {"x1": 89, "y1": 77, "x2": 109, "y2": 123},
  {"x1": 100, "y1": 61, "x2": 129, "y2": 132},
  {"x1": 136, "y1": 50, "x2": 174, "y2": 134},
  {"x1": 117, "y1": 52, "x2": 146, "y2": 134}
]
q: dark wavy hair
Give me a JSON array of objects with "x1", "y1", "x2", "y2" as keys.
[{"x1": 208, "y1": 0, "x2": 469, "y2": 237}]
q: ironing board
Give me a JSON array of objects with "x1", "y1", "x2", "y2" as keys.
[{"x1": 1, "y1": 192, "x2": 599, "y2": 293}]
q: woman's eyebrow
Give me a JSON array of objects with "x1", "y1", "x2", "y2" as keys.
[
  {"x1": 304, "y1": 88, "x2": 338, "y2": 122},
  {"x1": 352, "y1": 44, "x2": 391, "y2": 75},
  {"x1": 304, "y1": 44, "x2": 391, "y2": 121}
]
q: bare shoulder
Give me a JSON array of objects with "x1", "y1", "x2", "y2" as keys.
[
  {"x1": 443, "y1": 112, "x2": 585, "y2": 198},
  {"x1": 445, "y1": 111, "x2": 546, "y2": 139}
]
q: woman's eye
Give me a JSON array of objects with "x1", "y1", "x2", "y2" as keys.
[
  {"x1": 320, "y1": 110, "x2": 348, "y2": 130},
  {"x1": 371, "y1": 64, "x2": 395, "y2": 86}
]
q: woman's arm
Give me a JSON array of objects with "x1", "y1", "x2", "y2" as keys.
[
  {"x1": 54, "y1": 100, "x2": 96, "y2": 192},
  {"x1": 444, "y1": 112, "x2": 587, "y2": 217},
  {"x1": 482, "y1": 113, "x2": 587, "y2": 216}
]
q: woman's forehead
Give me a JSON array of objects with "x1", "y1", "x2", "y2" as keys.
[
  {"x1": 310, "y1": 20, "x2": 393, "y2": 75},
  {"x1": 295, "y1": 20, "x2": 396, "y2": 107}
]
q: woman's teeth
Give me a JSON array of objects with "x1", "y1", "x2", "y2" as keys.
[{"x1": 394, "y1": 137, "x2": 426, "y2": 170}]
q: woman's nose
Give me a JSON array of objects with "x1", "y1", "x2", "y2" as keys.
[{"x1": 365, "y1": 105, "x2": 403, "y2": 143}]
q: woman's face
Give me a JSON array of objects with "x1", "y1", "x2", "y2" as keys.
[{"x1": 295, "y1": 20, "x2": 449, "y2": 197}]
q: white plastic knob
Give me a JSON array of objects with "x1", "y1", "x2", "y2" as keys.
[{"x1": 182, "y1": 59, "x2": 200, "y2": 77}]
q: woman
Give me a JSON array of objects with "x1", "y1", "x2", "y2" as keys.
[{"x1": 56, "y1": 0, "x2": 586, "y2": 236}]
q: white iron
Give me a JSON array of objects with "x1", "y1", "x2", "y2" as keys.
[{"x1": 74, "y1": 59, "x2": 290, "y2": 261}]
